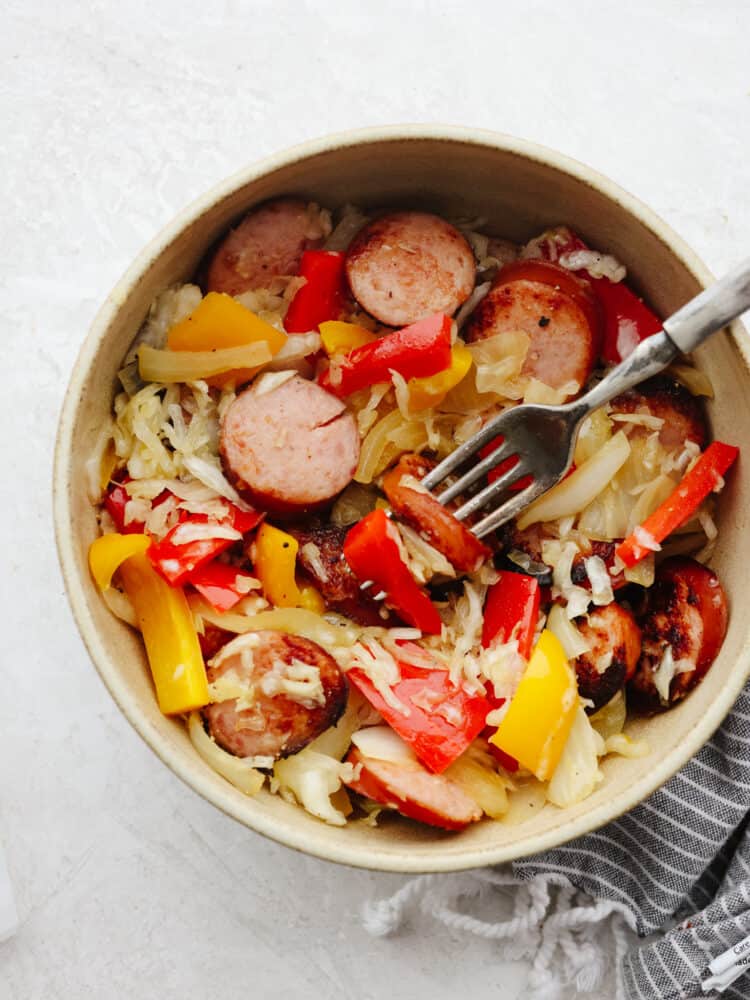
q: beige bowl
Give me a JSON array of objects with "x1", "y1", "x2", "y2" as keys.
[{"x1": 54, "y1": 126, "x2": 750, "y2": 872}]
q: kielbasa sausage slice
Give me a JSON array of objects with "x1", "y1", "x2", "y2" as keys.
[
  {"x1": 206, "y1": 198, "x2": 322, "y2": 296},
  {"x1": 465, "y1": 261, "x2": 599, "y2": 394},
  {"x1": 345, "y1": 211, "x2": 475, "y2": 327},
  {"x1": 287, "y1": 519, "x2": 398, "y2": 626},
  {"x1": 610, "y1": 374, "x2": 709, "y2": 450},
  {"x1": 630, "y1": 557, "x2": 728, "y2": 707},
  {"x1": 345, "y1": 747, "x2": 482, "y2": 830},
  {"x1": 382, "y1": 453, "x2": 491, "y2": 574},
  {"x1": 220, "y1": 374, "x2": 360, "y2": 515},
  {"x1": 202, "y1": 630, "x2": 347, "y2": 760},
  {"x1": 574, "y1": 602, "x2": 642, "y2": 711}
]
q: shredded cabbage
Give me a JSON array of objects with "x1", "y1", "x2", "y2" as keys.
[
  {"x1": 547, "y1": 705, "x2": 604, "y2": 808},
  {"x1": 273, "y1": 751, "x2": 357, "y2": 826},
  {"x1": 468, "y1": 330, "x2": 529, "y2": 398}
]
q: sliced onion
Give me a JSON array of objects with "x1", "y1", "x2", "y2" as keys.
[
  {"x1": 187, "y1": 712, "x2": 265, "y2": 796},
  {"x1": 354, "y1": 409, "x2": 428, "y2": 484},
  {"x1": 324, "y1": 204, "x2": 370, "y2": 251},
  {"x1": 455, "y1": 281, "x2": 491, "y2": 329},
  {"x1": 265, "y1": 332, "x2": 321, "y2": 373},
  {"x1": 253, "y1": 370, "x2": 297, "y2": 395},
  {"x1": 517, "y1": 430, "x2": 631, "y2": 530},
  {"x1": 188, "y1": 597, "x2": 362, "y2": 648},
  {"x1": 101, "y1": 586, "x2": 138, "y2": 628},
  {"x1": 590, "y1": 690, "x2": 627, "y2": 741},
  {"x1": 444, "y1": 743, "x2": 513, "y2": 819},
  {"x1": 351, "y1": 726, "x2": 417, "y2": 764},
  {"x1": 547, "y1": 603, "x2": 590, "y2": 659},
  {"x1": 574, "y1": 409, "x2": 613, "y2": 466},
  {"x1": 138, "y1": 342, "x2": 272, "y2": 382}
]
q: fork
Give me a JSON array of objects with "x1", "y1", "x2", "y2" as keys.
[{"x1": 421, "y1": 257, "x2": 750, "y2": 539}]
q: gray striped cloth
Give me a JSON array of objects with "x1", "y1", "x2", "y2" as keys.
[
  {"x1": 365, "y1": 686, "x2": 750, "y2": 998},
  {"x1": 517, "y1": 684, "x2": 750, "y2": 998}
]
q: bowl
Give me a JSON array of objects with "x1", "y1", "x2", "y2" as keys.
[{"x1": 54, "y1": 126, "x2": 750, "y2": 872}]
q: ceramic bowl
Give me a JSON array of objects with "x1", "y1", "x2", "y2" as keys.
[{"x1": 54, "y1": 126, "x2": 750, "y2": 872}]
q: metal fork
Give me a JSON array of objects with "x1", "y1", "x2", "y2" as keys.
[{"x1": 422, "y1": 257, "x2": 750, "y2": 539}]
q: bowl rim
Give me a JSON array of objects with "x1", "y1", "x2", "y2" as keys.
[{"x1": 54, "y1": 124, "x2": 750, "y2": 872}]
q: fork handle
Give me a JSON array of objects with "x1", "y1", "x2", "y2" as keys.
[
  {"x1": 574, "y1": 258, "x2": 750, "y2": 417},
  {"x1": 572, "y1": 331, "x2": 677, "y2": 415},
  {"x1": 664, "y1": 256, "x2": 750, "y2": 353}
]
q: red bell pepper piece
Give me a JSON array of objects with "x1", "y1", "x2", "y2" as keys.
[
  {"x1": 318, "y1": 313, "x2": 453, "y2": 398},
  {"x1": 616, "y1": 441, "x2": 738, "y2": 568},
  {"x1": 479, "y1": 571, "x2": 540, "y2": 774},
  {"x1": 343, "y1": 509, "x2": 442, "y2": 634},
  {"x1": 148, "y1": 503, "x2": 263, "y2": 587},
  {"x1": 104, "y1": 480, "x2": 171, "y2": 534},
  {"x1": 283, "y1": 251, "x2": 346, "y2": 333},
  {"x1": 481, "y1": 570, "x2": 540, "y2": 659},
  {"x1": 528, "y1": 225, "x2": 663, "y2": 364},
  {"x1": 591, "y1": 276, "x2": 663, "y2": 364},
  {"x1": 348, "y1": 656, "x2": 488, "y2": 774},
  {"x1": 188, "y1": 561, "x2": 257, "y2": 612},
  {"x1": 104, "y1": 482, "x2": 143, "y2": 534}
]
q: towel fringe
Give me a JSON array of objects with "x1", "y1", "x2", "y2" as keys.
[{"x1": 363, "y1": 870, "x2": 637, "y2": 998}]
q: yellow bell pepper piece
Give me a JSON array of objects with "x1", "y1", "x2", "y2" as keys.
[
  {"x1": 88, "y1": 533, "x2": 150, "y2": 592},
  {"x1": 319, "y1": 321, "x2": 377, "y2": 355},
  {"x1": 406, "y1": 344, "x2": 472, "y2": 411},
  {"x1": 254, "y1": 523, "x2": 304, "y2": 607},
  {"x1": 490, "y1": 630, "x2": 579, "y2": 781},
  {"x1": 167, "y1": 291, "x2": 287, "y2": 387},
  {"x1": 118, "y1": 552, "x2": 209, "y2": 715},
  {"x1": 254, "y1": 524, "x2": 327, "y2": 612},
  {"x1": 297, "y1": 584, "x2": 326, "y2": 614}
]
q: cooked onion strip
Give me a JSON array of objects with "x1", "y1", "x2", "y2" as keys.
[
  {"x1": 517, "y1": 430, "x2": 630, "y2": 530},
  {"x1": 187, "y1": 712, "x2": 265, "y2": 796},
  {"x1": 189, "y1": 597, "x2": 362, "y2": 648},
  {"x1": 138, "y1": 342, "x2": 272, "y2": 383},
  {"x1": 547, "y1": 603, "x2": 590, "y2": 658}
]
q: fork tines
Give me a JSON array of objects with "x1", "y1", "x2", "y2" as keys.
[{"x1": 421, "y1": 410, "x2": 545, "y2": 539}]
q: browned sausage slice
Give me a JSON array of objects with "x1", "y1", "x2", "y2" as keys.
[
  {"x1": 630, "y1": 557, "x2": 728, "y2": 707},
  {"x1": 465, "y1": 276, "x2": 596, "y2": 393},
  {"x1": 206, "y1": 198, "x2": 322, "y2": 296},
  {"x1": 382, "y1": 453, "x2": 491, "y2": 573},
  {"x1": 574, "y1": 603, "x2": 642, "y2": 711},
  {"x1": 500, "y1": 523, "x2": 626, "y2": 590},
  {"x1": 610, "y1": 374, "x2": 708, "y2": 450},
  {"x1": 345, "y1": 748, "x2": 482, "y2": 830},
  {"x1": 287, "y1": 519, "x2": 398, "y2": 626},
  {"x1": 345, "y1": 211, "x2": 475, "y2": 326},
  {"x1": 202, "y1": 630, "x2": 347, "y2": 759},
  {"x1": 220, "y1": 375, "x2": 360, "y2": 515}
]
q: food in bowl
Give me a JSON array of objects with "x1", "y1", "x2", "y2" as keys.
[{"x1": 86, "y1": 197, "x2": 738, "y2": 831}]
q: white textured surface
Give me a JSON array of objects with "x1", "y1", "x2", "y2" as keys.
[{"x1": 2, "y1": 2, "x2": 750, "y2": 997}]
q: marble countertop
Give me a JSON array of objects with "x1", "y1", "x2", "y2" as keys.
[{"x1": 3, "y1": 2, "x2": 749, "y2": 996}]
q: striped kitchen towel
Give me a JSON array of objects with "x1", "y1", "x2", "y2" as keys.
[{"x1": 364, "y1": 685, "x2": 750, "y2": 999}]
